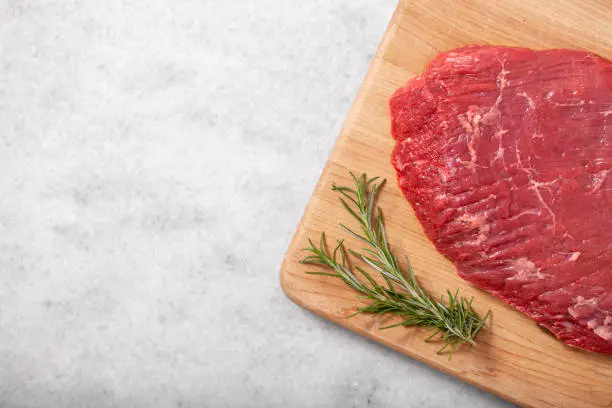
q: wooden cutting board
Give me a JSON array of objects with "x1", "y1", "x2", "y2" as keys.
[{"x1": 280, "y1": 1, "x2": 612, "y2": 407}]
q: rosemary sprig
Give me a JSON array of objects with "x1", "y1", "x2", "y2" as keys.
[{"x1": 301, "y1": 172, "x2": 490, "y2": 358}]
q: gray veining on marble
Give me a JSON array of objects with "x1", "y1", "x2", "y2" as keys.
[{"x1": 0, "y1": 1, "x2": 514, "y2": 407}]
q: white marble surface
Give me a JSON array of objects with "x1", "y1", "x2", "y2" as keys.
[{"x1": 0, "y1": 1, "x2": 515, "y2": 407}]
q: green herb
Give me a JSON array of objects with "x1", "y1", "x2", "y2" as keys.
[{"x1": 300, "y1": 172, "x2": 490, "y2": 358}]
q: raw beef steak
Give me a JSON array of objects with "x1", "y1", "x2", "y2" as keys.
[{"x1": 390, "y1": 45, "x2": 612, "y2": 354}]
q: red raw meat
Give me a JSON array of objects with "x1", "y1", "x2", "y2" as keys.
[{"x1": 390, "y1": 45, "x2": 612, "y2": 354}]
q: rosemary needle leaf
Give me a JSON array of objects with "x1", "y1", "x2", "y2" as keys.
[
  {"x1": 300, "y1": 172, "x2": 490, "y2": 358},
  {"x1": 339, "y1": 198, "x2": 366, "y2": 227}
]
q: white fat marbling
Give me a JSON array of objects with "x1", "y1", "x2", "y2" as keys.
[{"x1": 0, "y1": 1, "x2": 512, "y2": 407}]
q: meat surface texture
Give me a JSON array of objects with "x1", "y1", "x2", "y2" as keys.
[{"x1": 390, "y1": 45, "x2": 612, "y2": 354}]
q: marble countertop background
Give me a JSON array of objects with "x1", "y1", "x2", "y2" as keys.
[{"x1": 0, "y1": 1, "x2": 514, "y2": 407}]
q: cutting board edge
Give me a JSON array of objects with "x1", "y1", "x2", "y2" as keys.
[{"x1": 279, "y1": 3, "x2": 406, "y2": 303}]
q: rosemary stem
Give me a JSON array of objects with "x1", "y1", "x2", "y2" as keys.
[{"x1": 300, "y1": 172, "x2": 490, "y2": 358}]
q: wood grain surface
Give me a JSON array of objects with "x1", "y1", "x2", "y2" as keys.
[{"x1": 280, "y1": 2, "x2": 612, "y2": 407}]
